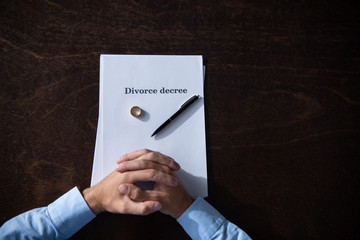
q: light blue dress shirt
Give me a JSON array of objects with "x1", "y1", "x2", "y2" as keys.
[
  {"x1": 178, "y1": 197, "x2": 251, "y2": 240},
  {"x1": 0, "y1": 187, "x2": 95, "y2": 240},
  {"x1": 0, "y1": 187, "x2": 251, "y2": 240}
]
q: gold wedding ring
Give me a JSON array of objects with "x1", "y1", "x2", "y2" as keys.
[{"x1": 130, "y1": 106, "x2": 142, "y2": 117}]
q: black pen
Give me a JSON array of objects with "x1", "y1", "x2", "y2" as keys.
[{"x1": 150, "y1": 95, "x2": 200, "y2": 137}]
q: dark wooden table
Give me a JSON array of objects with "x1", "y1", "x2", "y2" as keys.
[{"x1": 1, "y1": 1, "x2": 359, "y2": 239}]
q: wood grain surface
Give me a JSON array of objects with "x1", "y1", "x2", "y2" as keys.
[{"x1": 1, "y1": 0, "x2": 359, "y2": 239}]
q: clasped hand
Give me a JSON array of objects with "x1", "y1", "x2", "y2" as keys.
[{"x1": 83, "y1": 149, "x2": 193, "y2": 219}]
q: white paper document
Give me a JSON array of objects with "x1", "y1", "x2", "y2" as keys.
[{"x1": 91, "y1": 55, "x2": 207, "y2": 197}]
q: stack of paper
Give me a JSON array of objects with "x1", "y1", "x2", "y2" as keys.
[{"x1": 91, "y1": 55, "x2": 208, "y2": 197}]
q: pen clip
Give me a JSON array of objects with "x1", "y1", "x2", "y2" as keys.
[{"x1": 180, "y1": 95, "x2": 200, "y2": 108}]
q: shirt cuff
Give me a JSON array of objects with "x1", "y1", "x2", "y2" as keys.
[
  {"x1": 177, "y1": 197, "x2": 226, "y2": 240},
  {"x1": 47, "y1": 187, "x2": 96, "y2": 239}
]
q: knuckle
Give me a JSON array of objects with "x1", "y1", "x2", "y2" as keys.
[
  {"x1": 142, "y1": 160, "x2": 151, "y2": 169},
  {"x1": 130, "y1": 188, "x2": 141, "y2": 200},
  {"x1": 162, "y1": 166, "x2": 172, "y2": 174},
  {"x1": 147, "y1": 152, "x2": 156, "y2": 159},
  {"x1": 147, "y1": 169, "x2": 158, "y2": 179},
  {"x1": 139, "y1": 205, "x2": 151, "y2": 215},
  {"x1": 118, "y1": 162, "x2": 128, "y2": 171}
]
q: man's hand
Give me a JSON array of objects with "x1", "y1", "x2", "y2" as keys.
[
  {"x1": 82, "y1": 149, "x2": 180, "y2": 215},
  {"x1": 119, "y1": 176, "x2": 194, "y2": 219},
  {"x1": 115, "y1": 149, "x2": 194, "y2": 219},
  {"x1": 115, "y1": 149, "x2": 180, "y2": 173}
]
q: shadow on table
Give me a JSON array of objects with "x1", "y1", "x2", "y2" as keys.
[{"x1": 206, "y1": 181, "x2": 289, "y2": 240}]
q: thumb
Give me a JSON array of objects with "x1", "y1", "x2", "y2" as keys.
[
  {"x1": 125, "y1": 199, "x2": 162, "y2": 215},
  {"x1": 119, "y1": 183, "x2": 144, "y2": 201},
  {"x1": 119, "y1": 183, "x2": 158, "y2": 202},
  {"x1": 119, "y1": 183, "x2": 162, "y2": 215}
]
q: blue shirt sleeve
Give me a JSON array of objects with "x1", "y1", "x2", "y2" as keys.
[
  {"x1": 0, "y1": 187, "x2": 96, "y2": 240},
  {"x1": 177, "y1": 197, "x2": 252, "y2": 240}
]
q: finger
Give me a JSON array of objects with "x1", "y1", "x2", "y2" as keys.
[
  {"x1": 122, "y1": 169, "x2": 178, "y2": 186},
  {"x1": 116, "y1": 149, "x2": 150, "y2": 163},
  {"x1": 122, "y1": 197, "x2": 162, "y2": 215},
  {"x1": 119, "y1": 183, "x2": 157, "y2": 201},
  {"x1": 134, "y1": 151, "x2": 180, "y2": 170},
  {"x1": 115, "y1": 159, "x2": 172, "y2": 173},
  {"x1": 117, "y1": 149, "x2": 180, "y2": 171},
  {"x1": 141, "y1": 151, "x2": 180, "y2": 170}
]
